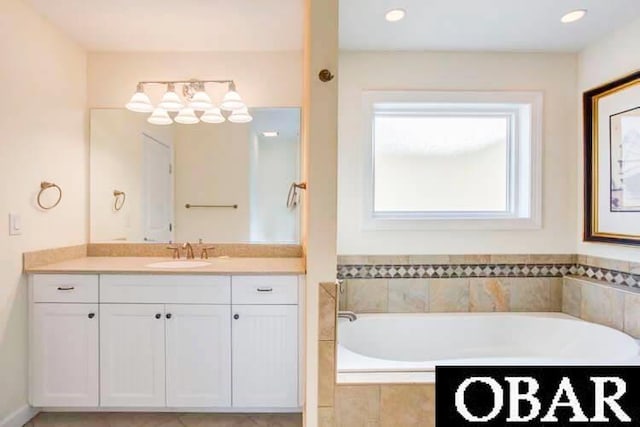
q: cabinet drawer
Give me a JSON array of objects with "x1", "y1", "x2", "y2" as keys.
[
  {"x1": 31, "y1": 275, "x2": 99, "y2": 303},
  {"x1": 100, "y1": 275, "x2": 230, "y2": 304},
  {"x1": 232, "y1": 276, "x2": 298, "y2": 305}
]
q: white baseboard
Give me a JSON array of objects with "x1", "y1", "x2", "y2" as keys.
[{"x1": 0, "y1": 405, "x2": 38, "y2": 427}]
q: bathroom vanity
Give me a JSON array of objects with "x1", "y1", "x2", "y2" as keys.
[{"x1": 26, "y1": 257, "x2": 305, "y2": 412}]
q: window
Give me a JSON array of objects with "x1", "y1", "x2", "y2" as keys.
[{"x1": 363, "y1": 91, "x2": 542, "y2": 230}]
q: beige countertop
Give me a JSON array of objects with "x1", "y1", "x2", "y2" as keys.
[{"x1": 26, "y1": 256, "x2": 306, "y2": 275}]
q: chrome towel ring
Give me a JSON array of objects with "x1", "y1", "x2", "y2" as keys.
[
  {"x1": 113, "y1": 190, "x2": 126, "y2": 211},
  {"x1": 37, "y1": 181, "x2": 62, "y2": 210}
]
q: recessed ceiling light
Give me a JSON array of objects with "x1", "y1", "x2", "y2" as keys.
[
  {"x1": 262, "y1": 131, "x2": 279, "y2": 137},
  {"x1": 385, "y1": 8, "x2": 406, "y2": 22},
  {"x1": 561, "y1": 9, "x2": 587, "y2": 24}
]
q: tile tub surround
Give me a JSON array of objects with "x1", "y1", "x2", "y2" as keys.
[
  {"x1": 337, "y1": 253, "x2": 577, "y2": 280},
  {"x1": 337, "y1": 254, "x2": 640, "y2": 313},
  {"x1": 334, "y1": 384, "x2": 435, "y2": 427},
  {"x1": 319, "y1": 259, "x2": 640, "y2": 426},
  {"x1": 563, "y1": 276, "x2": 640, "y2": 338},
  {"x1": 339, "y1": 277, "x2": 564, "y2": 313},
  {"x1": 319, "y1": 282, "x2": 338, "y2": 410},
  {"x1": 317, "y1": 282, "x2": 437, "y2": 426}
]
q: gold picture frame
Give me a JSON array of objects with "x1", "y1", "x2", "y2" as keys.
[{"x1": 584, "y1": 70, "x2": 640, "y2": 245}]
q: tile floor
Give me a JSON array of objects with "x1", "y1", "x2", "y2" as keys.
[{"x1": 24, "y1": 412, "x2": 302, "y2": 427}]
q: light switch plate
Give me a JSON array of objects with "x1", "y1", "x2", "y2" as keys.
[{"x1": 9, "y1": 213, "x2": 21, "y2": 236}]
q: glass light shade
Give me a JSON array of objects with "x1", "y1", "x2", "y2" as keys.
[
  {"x1": 220, "y1": 90, "x2": 245, "y2": 111},
  {"x1": 125, "y1": 91, "x2": 153, "y2": 113},
  {"x1": 147, "y1": 107, "x2": 173, "y2": 125},
  {"x1": 188, "y1": 91, "x2": 213, "y2": 111},
  {"x1": 228, "y1": 107, "x2": 253, "y2": 123},
  {"x1": 200, "y1": 107, "x2": 226, "y2": 124},
  {"x1": 158, "y1": 90, "x2": 184, "y2": 112},
  {"x1": 174, "y1": 108, "x2": 200, "y2": 124}
]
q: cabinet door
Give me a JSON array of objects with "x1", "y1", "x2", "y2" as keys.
[
  {"x1": 232, "y1": 305, "x2": 298, "y2": 408},
  {"x1": 166, "y1": 305, "x2": 231, "y2": 407},
  {"x1": 31, "y1": 303, "x2": 99, "y2": 407},
  {"x1": 100, "y1": 304, "x2": 165, "y2": 407}
]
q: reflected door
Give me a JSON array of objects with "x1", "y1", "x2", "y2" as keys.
[{"x1": 142, "y1": 134, "x2": 173, "y2": 242}]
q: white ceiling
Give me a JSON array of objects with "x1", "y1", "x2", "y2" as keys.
[
  {"x1": 340, "y1": 0, "x2": 640, "y2": 52},
  {"x1": 27, "y1": 0, "x2": 640, "y2": 53},
  {"x1": 26, "y1": 0, "x2": 304, "y2": 51}
]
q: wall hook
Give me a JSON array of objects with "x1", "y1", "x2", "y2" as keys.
[{"x1": 318, "y1": 69, "x2": 335, "y2": 82}]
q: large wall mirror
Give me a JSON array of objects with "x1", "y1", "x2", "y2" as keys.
[{"x1": 90, "y1": 108, "x2": 301, "y2": 244}]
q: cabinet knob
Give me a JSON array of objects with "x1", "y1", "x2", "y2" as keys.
[
  {"x1": 155, "y1": 313, "x2": 162, "y2": 319},
  {"x1": 233, "y1": 314, "x2": 240, "y2": 320},
  {"x1": 166, "y1": 313, "x2": 172, "y2": 319},
  {"x1": 88, "y1": 313, "x2": 95, "y2": 319}
]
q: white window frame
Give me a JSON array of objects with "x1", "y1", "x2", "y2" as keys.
[{"x1": 363, "y1": 91, "x2": 543, "y2": 230}]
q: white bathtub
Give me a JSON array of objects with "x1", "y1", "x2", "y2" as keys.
[{"x1": 337, "y1": 313, "x2": 640, "y2": 383}]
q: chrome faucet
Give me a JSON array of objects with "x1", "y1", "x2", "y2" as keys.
[
  {"x1": 182, "y1": 242, "x2": 195, "y2": 259},
  {"x1": 338, "y1": 311, "x2": 357, "y2": 322}
]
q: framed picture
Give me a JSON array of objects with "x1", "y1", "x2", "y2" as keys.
[{"x1": 584, "y1": 70, "x2": 640, "y2": 246}]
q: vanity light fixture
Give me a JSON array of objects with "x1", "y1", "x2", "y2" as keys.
[
  {"x1": 561, "y1": 9, "x2": 587, "y2": 23},
  {"x1": 158, "y1": 83, "x2": 184, "y2": 112},
  {"x1": 125, "y1": 83, "x2": 154, "y2": 113},
  {"x1": 125, "y1": 79, "x2": 251, "y2": 125},
  {"x1": 201, "y1": 107, "x2": 226, "y2": 124},
  {"x1": 174, "y1": 107, "x2": 200, "y2": 124},
  {"x1": 228, "y1": 106, "x2": 253, "y2": 123},
  {"x1": 385, "y1": 8, "x2": 406, "y2": 22},
  {"x1": 188, "y1": 88, "x2": 213, "y2": 111},
  {"x1": 220, "y1": 82, "x2": 246, "y2": 111},
  {"x1": 262, "y1": 131, "x2": 279, "y2": 137},
  {"x1": 147, "y1": 107, "x2": 173, "y2": 125}
]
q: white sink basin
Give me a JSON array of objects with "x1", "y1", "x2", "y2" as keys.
[{"x1": 146, "y1": 260, "x2": 211, "y2": 269}]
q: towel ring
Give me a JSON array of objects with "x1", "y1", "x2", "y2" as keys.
[
  {"x1": 113, "y1": 190, "x2": 126, "y2": 211},
  {"x1": 286, "y1": 182, "x2": 307, "y2": 209},
  {"x1": 37, "y1": 182, "x2": 62, "y2": 210}
]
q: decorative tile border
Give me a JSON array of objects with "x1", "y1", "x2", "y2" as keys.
[
  {"x1": 337, "y1": 263, "x2": 577, "y2": 280},
  {"x1": 337, "y1": 263, "x2": 640, "y2": 288},
  {"x1": 574, "y1": 264, "x2": 640, "y2": 288}
]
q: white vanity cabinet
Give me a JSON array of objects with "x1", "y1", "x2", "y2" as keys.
[
  {"x1": 231, "y1": 276, "x2": 299, "y2": 408},
  {"x1": 99, "y1": 303, "x2": 167, "y2": 407},
  {"x1": 30, "y1": 303, "x2": 99, "y2": 407},
  {"x1": 29, "y1": 272, "x2": 301, "y2": 411},
  {"x1": 29, "y1": 275, "x2": 99, "y2": 407},
  {"x1": 99, "y1": 275, "x2": 232, "y2": 408},
  {"x1": 165, "y1": 304, "x2": 231, "y2": 407}
]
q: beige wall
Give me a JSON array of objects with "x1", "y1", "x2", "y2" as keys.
[
  {"x1": 577, "y1": 17, "x2": 640, "y2": 262},
  {"x1": 303, "y1": 0, "x2": 339, "y2": 425},
  {"x1": 338, "y1": 51, "x2": 578, "y2": 255},
  {"x1": 87, "y1": 51, "x2": 302, "y2": 109},
  {"x1": 0, "y1": 0, "x2": 87, "y2": 421}
]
